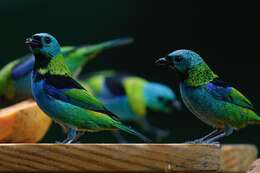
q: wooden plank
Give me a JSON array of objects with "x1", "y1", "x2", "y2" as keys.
[
  {"x1": 247, "y1": 159, "x2": 260, "y2": 173},
  {"x1": 0, "y1": 100, "x2": 52, "y2": 143},
  {"x1": 221, "y1": 145, "x2": 258, "y2": 173},
  {"x1": 0, "y1": 144, "x2": 220, "y2": 172}
]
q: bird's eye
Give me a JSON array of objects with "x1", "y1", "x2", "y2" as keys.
[
  {"x1": 157, "y1": 96, "x2": 164, "y2": 102},
  {"x1": 44, "y1": 37, "x2": 51, "y2": 44},
  {"x1": 174, "y1": 56, "x2": 183, "y2": 63}
]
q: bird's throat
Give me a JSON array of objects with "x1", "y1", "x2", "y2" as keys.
[
  {"x1": 33, "y1": 53, "x2": 52, "y2": 72},
  {"x1": 184, "y1": 63, "x2": 218, "y2": 87}
]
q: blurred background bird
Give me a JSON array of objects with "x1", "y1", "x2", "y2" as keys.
[
  {"x1": 82, "y1": 70, "x2": 182, "y2": 142},
  {"x1": 156, "y1": 49, "x2": 260, "y2": 144},
  {"x1": 27, "y1": 33, "x2": 149, "y2": 143},
  {"x1": 0, "y1": 37, "x2": 133, "y2": 107}
]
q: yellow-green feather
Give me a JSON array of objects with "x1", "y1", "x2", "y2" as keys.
[
  {"x1": 228, "y1": 88, "x2": 254, "y2": 109},
  {"x1": 123, "y1": 77, "x2": 147, "y2": 117},
  {"x1": 185, "y1": 63, "x2": 218, "y2": 87},
  {"x1": 43, "y1": 54, "x2": 72, "y2": 76},
  {"x1": 0, "y1": 60, "x2": 20, "y2": 100}
]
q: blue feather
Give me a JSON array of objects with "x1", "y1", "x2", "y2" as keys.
[{"x1": 12, "y1": 55, "x2": 35, "y2": 79}]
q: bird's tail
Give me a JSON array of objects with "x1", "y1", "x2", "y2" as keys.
[
  {"x1": 78, "y1": 37, "x2": 134, "y2": 62},
  {"x1": 114, "y1": 123, "x2": 152, "y2": 143},
  {"x1": 96, "y1": 37, "x2": 134, "y2": 50},
  {"x1": 66, "y1": 37, "x2": 134, "y2": 77}
]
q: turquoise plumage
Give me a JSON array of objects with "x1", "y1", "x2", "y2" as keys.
[
  {"x1": 27, "y1": 33, "x2": 149, "y2": 143},
  {"x1": 156, "y1": 49, "x2": 260, "y2": 143}
]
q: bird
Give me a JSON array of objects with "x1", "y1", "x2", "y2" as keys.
[
  {"x1": 26, "y1": 33, "x2": 149, "y2": 144},
  {"x1": 82, "y1": 70, "x2": 182, "y2": 142},
  {"x1": 155, "y1": 49, "x2": 260, "y2": 144},
  {"x1": 0, "y1": 37, "x2": 133, "y2": 106}
]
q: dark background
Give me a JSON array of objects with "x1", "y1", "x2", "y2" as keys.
[{"x1": 0, "y1": 0, "x2": 260, "y2": 146}]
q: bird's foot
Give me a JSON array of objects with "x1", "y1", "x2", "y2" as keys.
[
  {"x1": 62, "y1": 139, "x2": 81, "y2": 144},
  {"x1": 185, "y1": 139, "x2": 220, "y2": 145},
  {"x1": 55, "y1": 139, "x2": 73, "y2": 144},
  {"x1": 55, "y1": 138, "x2": 81, "y2": 144},
  {"x1": 185, "y1": 139, "x2": 203, "y2": 144}
]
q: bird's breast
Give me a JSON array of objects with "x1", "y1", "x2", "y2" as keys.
[{"x1": 180, "y1": 83, "x2": 224, "y2": 128}]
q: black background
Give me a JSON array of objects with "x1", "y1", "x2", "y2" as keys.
[{"x1": 0, "y1": 0, "x2": 260, "y2": 146}]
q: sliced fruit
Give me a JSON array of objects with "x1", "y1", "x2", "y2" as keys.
[{"x1": 0, "y1": 100, "x2": 52, "y2": 143}]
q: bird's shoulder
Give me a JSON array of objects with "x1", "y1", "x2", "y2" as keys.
[
  {"x1": 104, "y1": 74, "x2": 127, "y2": 96},
  {"x1": 207, "y1": 78, "x2": 255, "y2": 110},
  {"x1": 90, "y1": 72, "x2": 147, "y2": 116},
  {"x1": 44, "y1": 74, "x2": 83, "y2": 90}
]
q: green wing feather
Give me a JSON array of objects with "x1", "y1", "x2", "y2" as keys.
[
  {"x1": 64, "y1": 88, "x2": 120, "y2": 120},
  {"x1": 227, "y1": 88, "x2": 255, "y2": 110},
  {"x1": 63, "y1": 88, "x2": 107, "y2": 112}
]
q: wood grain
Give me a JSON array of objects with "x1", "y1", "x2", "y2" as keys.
[
  {"x1": 221, "y1": 144, "x2": 258, "y2": 173},
  {"x1": 0, "y1": 144, "x2": 220, "y2": 172},
  {"x1": 0, "y1": 100, "x2": 52, "y2": 143}
]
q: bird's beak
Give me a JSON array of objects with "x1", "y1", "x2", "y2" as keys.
[
  {"x1": 155, "y1": 57, "x2": 170, "y2": 66},
  {"x1": 172, "y1": 100, "x2": 182, "y2": 111},
  {"x1": 25, "y1": 37, "x2": 42, "y2": 49}
]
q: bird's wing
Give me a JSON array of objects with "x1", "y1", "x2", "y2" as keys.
[
  {"x1": 207, "y1": 78, "x2": 255, "y2": 110},
  {"x1": 43, "y1": 75, "x2": 120, "y2": 120}
]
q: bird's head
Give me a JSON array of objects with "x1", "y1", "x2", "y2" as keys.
[
  {"x1": 144, "y1": 82, "x2": 182, "y2": 113},
  {"x1": 155, "y1": 49, "x2": 204, "y2": 74},
  {"x1": 25, "y1": 33, "x2": 61, "y2": 58}
]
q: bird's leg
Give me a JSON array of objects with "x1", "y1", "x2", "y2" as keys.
[
  {"x1": 62, "y1": 128, "x2": 84, "y2": 144},
  {"x1": 113, "y1": 131, "x2": 128, "y2": 143},
  {"x1": 197, "y1": 129, "x2": 222, "y2": 141},
  {"x1": 204, "y1": 126, "x2": 233, "y2": 144},
  {"x1": 186, "y1": 129, "x2": 223, "y2": 144}
]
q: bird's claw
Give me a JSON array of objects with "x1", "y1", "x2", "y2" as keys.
[
  {"x1": 55, "y1": 138, "x2": 81, "y2": 144},
  {"x1": 185, "y1": 139, "x2": 202, "y2": 144},
  {"x1": 185, "y1": 139, "x2": 220, "y2": 145}
]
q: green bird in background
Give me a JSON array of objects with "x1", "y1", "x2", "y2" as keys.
[
  {"x1": 83, "y1": 70, "x2": 182, "y2": 142},
  {"x1": 0, "y1": 36, "x2": 133, "y2": 106},
  {"x1": 156, "y1": 49, "x2": 260, "y2": 144},
  {"x1": 27, "y1": 33, "x2": 149, "y2": 144}
]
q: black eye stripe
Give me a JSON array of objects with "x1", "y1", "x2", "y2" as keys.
[
  {"x1": 158, "y1": 96, "x2": 173, "y2": 106},
  {"x1": 44, "y1": 37, "x2": 51, "y2": 44},
  {"x1": 158, "y1": 96, "x2": 164, "y2": 101}
]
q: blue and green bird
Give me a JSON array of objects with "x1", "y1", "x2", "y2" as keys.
[
  {"x1": 0, "y1": 36, "x2": 133, "y2": 106},
  {"x1": 26, "y1": 33, "x2": 149, "y2": 144},
  {"x1": 82, "y1": 70, "x2": 182, "y2": 141},
  {"x1": 156, "y1": 49, "x2": 260, "y2": 144}
]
